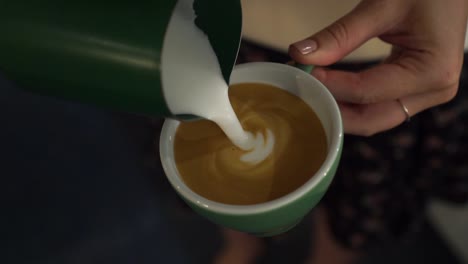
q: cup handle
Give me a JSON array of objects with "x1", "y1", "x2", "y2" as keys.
[{"x1": 293, "y1": 63, "x2": 314, "y2": 73}]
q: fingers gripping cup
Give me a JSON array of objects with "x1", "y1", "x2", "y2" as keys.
[{"x1": 160, "y1": 62, "x2": 343, "y2": 236}]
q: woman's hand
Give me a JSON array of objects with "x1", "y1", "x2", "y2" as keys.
[{"x1": 289, "y1": 0, "x2": 468, "y2": 136}]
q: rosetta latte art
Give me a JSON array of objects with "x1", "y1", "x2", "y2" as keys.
[{"x1": 174, "y1": 83, "x2": 327, "y2": 205}]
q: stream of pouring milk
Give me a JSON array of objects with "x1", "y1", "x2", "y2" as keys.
[{"x1": 161, "y1": 0, "x2": 274, "y2": 163}]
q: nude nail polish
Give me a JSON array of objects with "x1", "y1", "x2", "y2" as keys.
[{"x1": 292, "y1": 39, "x2": 318, "y2": 55}]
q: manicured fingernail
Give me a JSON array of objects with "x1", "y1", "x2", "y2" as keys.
[{"x1": 292, "y1": 39, "x2": 318, "y2": 55}]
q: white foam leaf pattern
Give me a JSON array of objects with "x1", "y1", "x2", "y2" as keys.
[{"x1": 240, "y1": 129, "x2": 275, "y2": 164}]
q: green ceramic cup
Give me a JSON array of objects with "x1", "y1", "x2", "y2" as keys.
[{"x1": 160, "y1": 62, "x2": 343, "y2": 236}]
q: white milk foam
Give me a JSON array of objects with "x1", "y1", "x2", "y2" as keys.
[
  {"x1": 240, "y1": 130, "x2": 275, "y2": 164},
  {"x1": 161, "y1": 0, "x2": 273, "y2": 163}
]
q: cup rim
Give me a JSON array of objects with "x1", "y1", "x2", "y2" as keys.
[{"x1": 160, "y1": 62, "x2": 343, "y2": 215}]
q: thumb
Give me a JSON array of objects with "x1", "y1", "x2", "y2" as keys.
[{"x1": 289, "y1": 1, "x2": 393, "y2": 66}]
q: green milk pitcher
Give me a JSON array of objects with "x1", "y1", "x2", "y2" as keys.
[{"x1": 0, "y1": 0, "x2": 242, "y2": 119}]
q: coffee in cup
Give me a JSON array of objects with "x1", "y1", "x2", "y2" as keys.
[
  {"x1": 160, "y1": 62, "x2": 342, "y2": 236},
  {"x1": 174, "y1": 82, "x2": 327, "y2": 205}
]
